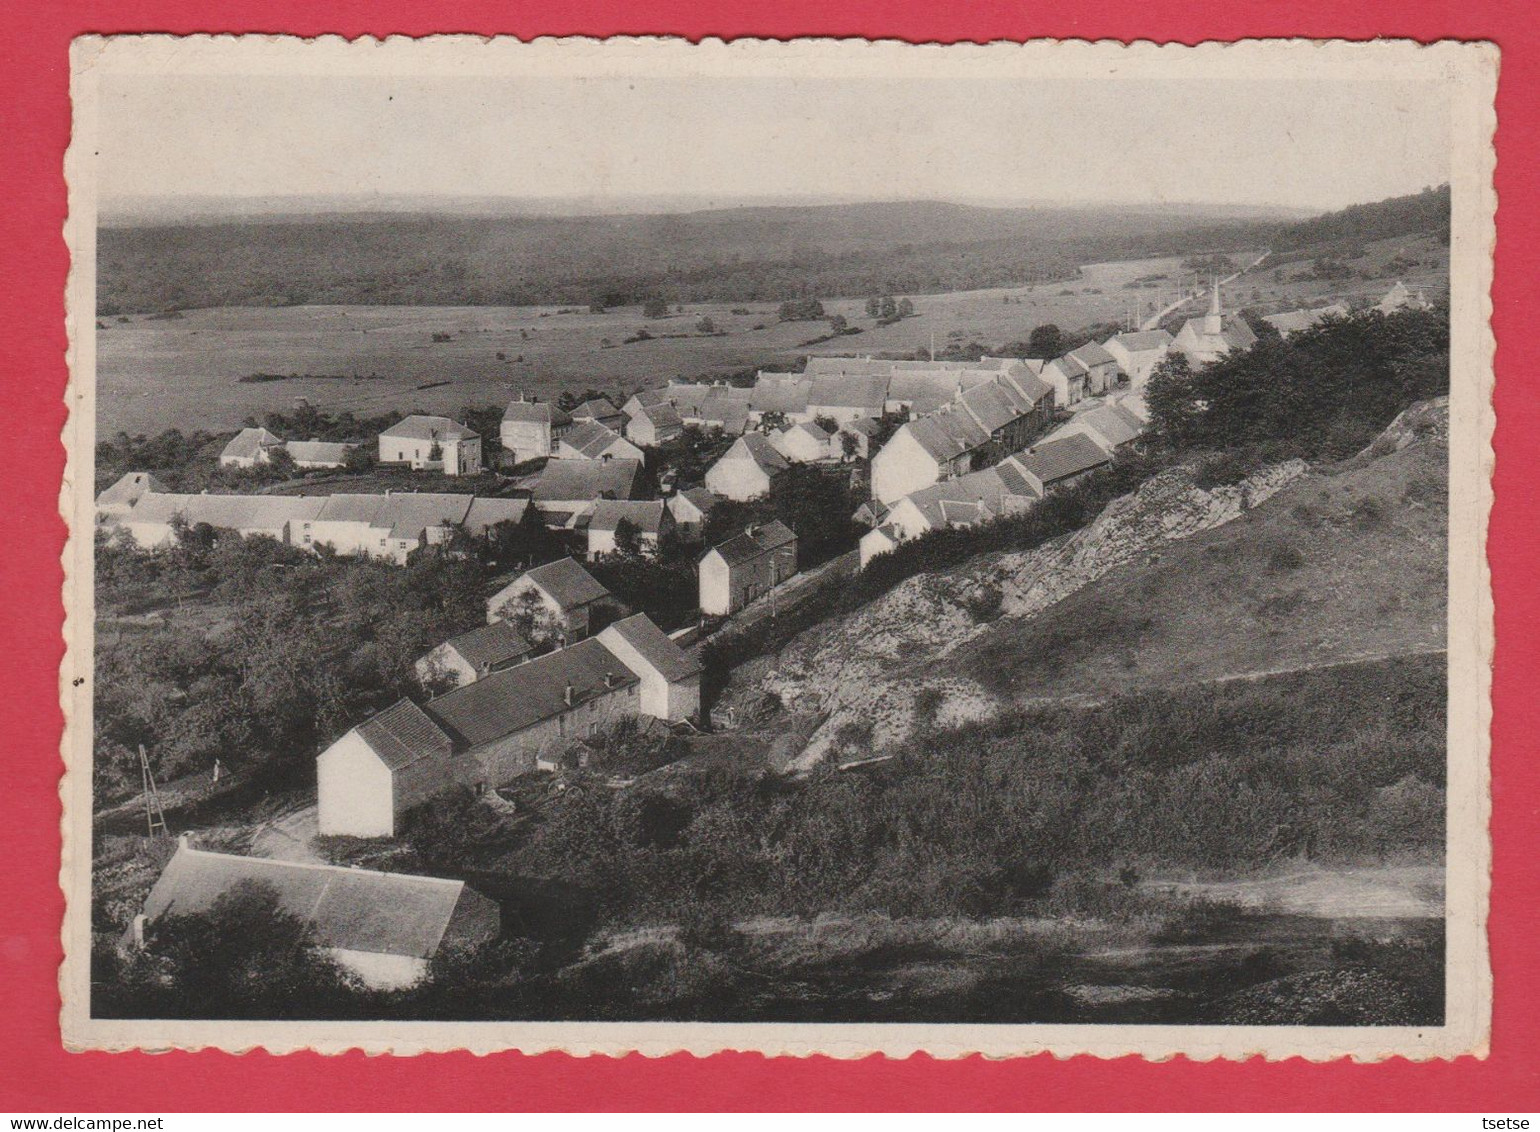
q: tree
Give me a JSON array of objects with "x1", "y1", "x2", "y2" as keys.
[
  {"x1": 757, "y1": 410, "x2": 789, "y2": 434},
  {"x1": 865, "y1": 297, "x2": 881, "y2": 319},
  {"x1": 879, "y1": 296, "x2": 898, "y2": 320},
  {"x1": 1027, "y1": 324, "x2": 1064, "y2": 359},
  {"x1": 813, "y1": 414, "x2": 840, "y2": 436},
  {"x1": 1144, "y1": 353, "x2": 1199, "y2": 446},
  {"x1": 612, "y1": 516, "x2": 643, "y2": 558},
  {"x1": 827, "y1": 314, "x2": 847, "y2": 333},
  {"x1": 840, "y1": 431, "x2": 861, "y2": 461},
  {"x1": 696, "y1": 316, "x2": 716, "y2": 334},
  {"x1": 897, "y1": 298, "x2": 914, "y2": 317},
  {"x1": 777, "y1": 298, "x2": 825, "y2": 322},
  {"x1": 642, "y1": 298, "x2": 670, "y2": 319}
]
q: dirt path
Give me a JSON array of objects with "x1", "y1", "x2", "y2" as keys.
[{"x1": 1143, "y1": 863, "x2": 1444, "y2": 920}]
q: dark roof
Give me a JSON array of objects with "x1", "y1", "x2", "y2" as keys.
[
  {"x1": 572, "y1": 397, "x2": 619, "y2": 419},
  {"x1": 1109, "y1": 329, "x2": 1173, "y2": 353},
  {"x1": 355, "y1": 698, "x2": 455, "y2": 772},
  {"x1": 601, "y1": 613, "x2": 702, "y2": 682},
  {"x1": 561, "y1": 420, "x2": 632, "y2": 458},
  {"x1": 462, "y1": 496, "x2": 529, "y2": 535},
  {"x1": 809, "y1": 373, "x2": 890, "y2": 411},
  {"x1": 1067, "y1": 341, "x2": 1118, "y2": 368},
  {"x1": 590, "y1": 498, "x2": 668, "y2": 535},
  {"x1": 707, "y1": 519, "x2": 797, "y2": 568},
  {"x1": 426, "y1": 637, "x2": 637, "y2": 748},
  {"x1": 503, "y1": 400, "x2": 555, "y2": 425},
  {"x1": 285, "y1": 440, "x2": 354, "y2": 464},
  {"x1": 1018, "y1": 433, "x2": 1113, "y2": 484},
  {"x1": 443, "y1": 621, "x2": 533, "y2": 671},
  {"x1": 905, "y1": 406, "x2": 991, "y2": 462},
  {"x1": 637, "y1": 401, "x2": 684, "y2": 430},
  {"x1": 729, "y1": 431, "x2": 790, "y2": 473},
  {"x1": 135, "y1": 843, "x2": 491, "y2": 959},
  {"x1": 377, "y1": 493, "x2": 474, "y2": 540},
  {"x1": 521, "y1": 556, "x2": 611, "y2": 608},
  {"x1": 527, "y1": 458, "x2": 641, "y2": 503}
]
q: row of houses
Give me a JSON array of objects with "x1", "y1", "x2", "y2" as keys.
[
  {"x1": 222, "y1": 415, "x2": 484, "y2": 477},
  {"x1": 318, "y1": 611, "x2": 701, "y2": 838},
  {"x1": 108, "y1": 488, "x2": 527, "y2": 564}
]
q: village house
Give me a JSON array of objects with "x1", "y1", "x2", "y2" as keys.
[
  {"x1": 1003, "y1": 432, "x2": 1115, "y2": 491},
  {"x1": 1170, "y1": 282, "x2": 1258, "y2": 367},
  {"x1": 283, "y1": 440, "x2": 355, "y2": 469},
  {"x1": 698, "y1": 520, "x2": 798, "y2": 616},
  {"x1": 1040, "y1": 402, "x2": 1145, "y2": 453},
  {"x1": 596, "y1": 614, "x2": 703, "y2": 724},
  {"x1": 570, "y1": 396, "x2": 627, "y2": 432},
  {"x1": 624, "y1": 400, "x2": 684, "y2": 448},
  {"x1": 95, "y1": 471, "x2": 168, "y2": 524},
  {"x1": 122, "y1": 492, "x2": 327, "y2": 549},
  {"x1": 126, "y1": 838, "x2": 499, "y2": 990},
  {"x1": 297, "y1": 492, "x2": 474, "y2": 564},
  {"x1": 499, "y1": 398, "x2": 571, "y2": 465},
  {"x1": 218, "y1": 426, "x2": 285, "y2": 468},
  {"x1": 622, "y1": 386, "x2": 672, "y2": 420},
  {"x1": 705, "y1": 432, "x2": 790, "y2": 501},
  {"x1": 415, "y1": 621, "x2": 534, "y2": 689},
  {"x1": 317, "y1": 616, "x2": 700, "y2": 836},
  {"x1": 838, "y1": 417, "x2": 882, "y2": 460},
  {"x1": 1062, "y1": 341, "x2": 1122, "y2": 396},
  {"x1": 378, "y1": 416, "x2": 483, "y2": 476},
  {"x1": 461, "y1": 496, "x2": 530, "y2": 539},
  {"x1": 745, "y1": 372, "x2": 815, "y2": 425},
  {"x1": 1038, "y1": 357, "x2": 1086, "y2": 408},
  {"x1": 556, "y1": 420, "x2": 645, "y2": 463},
  {"x1": 773, "y1": 420, "x2": 838, "y2": 464},
  {"x1": 586, "y1": 499, "x2": 672, "y2": 560},
  {"x1": 519, "y1": 457, "x2": 643, "y2": 525},
  {"x1": 486, "y1": 556, "x2": 615, "y2": 641},
  {"x1": 806, "y1": 372, "x2": 890, "y2": 424},
  {"x1": 666, "y1": 486, "x2": 718, "y2": 539},
  {"x1": 1103, "y1": 329, "x2": 1174, "y2": 385},
  {"x1": 859, "y1": 462, "x2": 1041, "y2": 567}
]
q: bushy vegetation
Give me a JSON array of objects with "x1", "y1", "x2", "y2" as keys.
[{"x1": 1269, "y1": 185, "x2": 1449, "y2": 254}]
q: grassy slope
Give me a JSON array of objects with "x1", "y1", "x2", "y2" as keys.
[{"x1": 953, "y1": 433, "x2": 1447, "y2": 704}]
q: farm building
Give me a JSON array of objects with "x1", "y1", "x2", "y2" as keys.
[
  {"x1": 557, "y1": 420, "x2": 645, "y2": 463},
  {"x1": 1103, "y1": 329, "x2": 1174, "y2": 384},
  {"x1": 1061, "y1": 341, "x2": 1122, "y2": 397},
  {"x1": 415, "y1": 621, "x2": 534, "y2": 689},
  {"x1": 666, "y1": 486, "x2": 718, "y2": 539},
  {"x1": 624, "y1": 400, "x2": 684, "y2": 448},
  {"x1": 520, "y1": 457, "x2": 643, "y2": 524},
  {"x1": 705, "y1": 432, "x2": 790, "y2": 501},
  {"x1": 587, "y1": 499, "x2": 672, "y2": 560},
  {"x1": 1004, "y1": 432, "x2": 1115, "y2": 491},
  {"x1": 378, "y1": 416, "x2": 482, "y2": 477},
  {"x1": 461, "y1": 496, "x2": 530, "y2": 538},
  {"x1": 698, "y1": 520, "x2": 798, "y2": 616},
  {"x1": 300, "y1": 492, "x2": 474, "y2": 564},
  {"x1": 219, "y1": 427, "x2": 285, "y2": 468},
  {"x1": 126, "y1": 838, "x2": 499, "y2": 989},
  {"x1": 284, "y1": 440, "x2": 355, "y2": 469},
  {"x1": 486, "y1": 556, "x2": 615, "y2": 641},
  {"x1": 774, "y1": 420, "x2": 837, "y2": 464},
  {"x1": 95, "y1": 471, "x2": 167, "y2": 524},
  {"x1": 1038, "y1": 357, "x2": 1086, "y2": 408},
  {"x1": 500, "y1": 398, "x2": 571, "y2": 465},
  {"x1": 807, "y1": 373, "x2": 889, "y2": 424},
  {"x1": 745, "y1": 373, "x2": 814, "y2": 424},
  {"x1": 838, "y1": 417, "x2": 881, "y2": 459},
  {"x1": 1171, "y1": 283, "x2": 1258, "y2": 367}
]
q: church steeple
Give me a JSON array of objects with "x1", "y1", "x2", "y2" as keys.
[{"x1": 1203, "y1": 277, "x2": 1223, "y2": 336}]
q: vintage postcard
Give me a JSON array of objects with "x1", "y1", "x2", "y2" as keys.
[{"x1": 60, "y1": 35, "x2": 1495, "y2": 1059}]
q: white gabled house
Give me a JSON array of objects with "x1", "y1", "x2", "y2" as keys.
[
  {"x1": 698, "y1": 521, "x2": 798, "y2": 616},
  {"x1": 415, "y1": 621, "x2": 534, "y2": 689},
  {"x1": 704, "y1": 432, "x2": 790, "y2": 501},
  {"x1": 486, "y1": 556, "x2": 616, "y2": 641},
  {"x1": 773, "y1": 421, "x2": 837, "y2": 464},
  {"x1": 379, "y1": 416, "x2": 483, "y2": 476},
  {"x1": 1103, "y1": 329, "x2": 1173, "y2": 385},
  {"x1": 219, "y1": 427, "x2": 285, "y2": 468},
  {"x1": 500, "y1": 398, "x2": 572, "y2": 465},
  {"x1": 95, "y1": 471, "x2": 168, "y2": 524},
  {"x1": 586, "y1": 499, "x2": 672, "y2": 560}
]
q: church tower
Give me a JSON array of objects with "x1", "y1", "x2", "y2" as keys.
[{"x1": 1202, "y1": 278, "x2": 1223, "y2": 336}]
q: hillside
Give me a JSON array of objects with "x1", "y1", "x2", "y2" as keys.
[
  {"x1": 96, "y1": 199, "x2": 1283, "y2": 314},
  {"x1": 752, "y1": 398, "x2": 1448, "y2": 766},
  {"x1": 1269, "y1": 185, "x2": 1450, "y2": 254}
]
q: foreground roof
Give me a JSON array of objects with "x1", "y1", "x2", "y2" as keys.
[
  {"x1": 135, "y1": 842, "x2": 485, "y2": 960},
  {"x1": 355, "y1": 698, "x2": 456, "y2": 772}
]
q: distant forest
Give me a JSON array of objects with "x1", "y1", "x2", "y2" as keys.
[{"x1": 96, "y1": 188, "x2": 1449, "y2": 315}]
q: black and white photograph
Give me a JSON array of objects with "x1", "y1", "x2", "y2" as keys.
[{"x1": 61, "y1": 36, "x2": 1493, "y2": 1059}]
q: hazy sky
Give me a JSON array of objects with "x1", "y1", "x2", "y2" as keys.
[{"x1": 95, "y1": 73, "x2": 1451, "y2": 213}]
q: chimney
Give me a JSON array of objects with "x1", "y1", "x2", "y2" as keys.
[
  {"x1": 177, "y1": 832, "x2": 190, "y2": 850},
  {"x1": 131, "y1": 913, "x2": 147, "y2": 948},
  {"x1": 604, "y1": 671, "x2": 615, "y2": 688},
  {"x1": 564, "y1": 683, "x2": 574, "y2": 707}
]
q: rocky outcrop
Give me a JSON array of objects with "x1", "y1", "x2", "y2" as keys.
[{"x1": 765, "y1": 459, "x2": 1310, "y2": 767}]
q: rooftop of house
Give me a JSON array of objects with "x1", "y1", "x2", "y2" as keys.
[
  {"x1": 706, "y1": 519, "x2": 798, "y2": 568},
  {"x1": 128, "y1": 491, "x2": 327, "y2": 531},
  {"x1": 600, "y1": 613, "x2": 702, "y2": 683},
  {"x1": 284, "y1": 440, "x2": 354, "y2": 464},
  {"x1": 589, "y1": 498, "x2": 668, "y2": 536},
  {"x1": 562, "y1": 420, "x2": 631, "y2": 459},
  {"x1": 96, "y1": 471, "x2": 169, "y2": 509},
  {"x1": 381, "y1": 415, "x2": 478, "y2": 442},
  {"x1": 1108, "y1": 329, "x2": 1174, "y2": 353},
  {"x1": 808, "y1": 372, "x2": 890, "y2": 411},
  {"x1": 513, "y1": 556, "x2": 611, "y2": 609},
  {"x1": 502, "y1": 399, "x2": 570, "y2": 427},
  {"x1": 355, "y1": 697, "x2": 456, "y2": 772},
  {"x1": 722, "y1": 431, "x2": 791, "y2": 474},
  {"x1": 376, "y1": 493, "x2": 475, "y2": 541},
  {"x1": 425, "y1": 636, "x2": 638, "y2": 748},
  {"x1": 220, "y1": 427, "x2": 284, "y2": 461},
  {"x1": 1066, "y1": 340, "x2": 1118, "y2": 368},
  {"x1": 440, "y1": 621, "x2": 534, "y2": 672},
  {"x1": 903, "y1": 404, "x2": 992, "y2": 463},
  {"x1": 462, "y1": 496, "x2": 529, "y2": 536},
  {"x1": 572, "y1": 397, "x2": 620, "y2": 420},
  {"x1": 525, "y1": 457, "x2": 641, "y2": 503},
  {"x1": 1014, "y1": 432, "x2": 1114, "y2": 484},
  {"x1": 132, "y1": 842, "x2": 488, "y2": 960}
]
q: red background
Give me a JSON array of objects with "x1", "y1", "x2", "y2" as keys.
[{"x1": 3, "y1": 0, "x2": 1536, "y2": 1112}]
